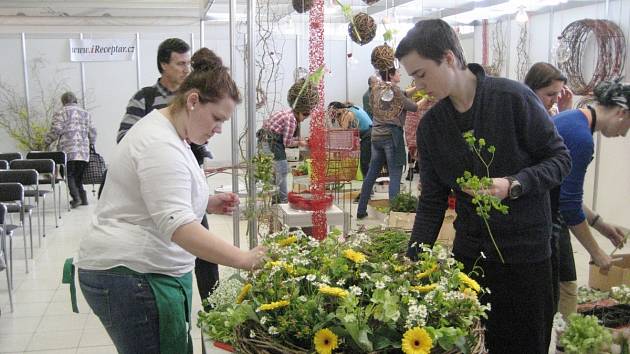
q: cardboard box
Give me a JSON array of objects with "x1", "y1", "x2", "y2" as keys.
[
  {"x1": 387, "y1": 209, "x2": 456, "y2": 248},
  {"x1": 589, "y1": 254, "x2": 630, "y2": 291}
]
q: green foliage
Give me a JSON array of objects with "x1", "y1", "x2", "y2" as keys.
[
  {"x1": 560, "y1": 314, "x2": 612, "y2": 354},
  {"x1": 390, "y1": 192, "x2": 418, "y2": 213},
  {"x1": 456, "y1": 131, "x2": 508, "y2": 263},
  {"x1": 198, "y1": 228, "x2": 489, "y2": 352},
  {"x1": 252, "y1": 152, "x2": 274, "y2": 192},
  {"x1": 577, "y1": 286, "x2": 611, "y2": 304},
  {"x1": 611, "y1": 285, "x2": 630, "y2": 304}
]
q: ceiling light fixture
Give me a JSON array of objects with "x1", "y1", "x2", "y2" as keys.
[{"x1": 515, "y1": 6, "x2": 528, "y2": 23}]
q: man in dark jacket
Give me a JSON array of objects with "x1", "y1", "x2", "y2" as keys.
[{"x1": 396, "y1": 19, "x2": 571, "y2": 354}]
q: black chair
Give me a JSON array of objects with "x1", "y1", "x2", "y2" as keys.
[
  {"x1": 0, "y1": 183, "x2": 29, "y2": 278},
  {"x1": 0, "y1": 169, "x2": 40, "y2": 253},
  {"x1": 27, "y1": 151, "x2": 70, "y2": 214},
  {"x1": 10, "y1": 159, "x2": 57, "y2": 230},
  {"x1": 0, "y1": 203, "x2": 14, "y2": 311},
  {"x1": 0, "y1": 153, "x2": 21, "y2": 163},
  {"x1": 0, "y1": 160, "x2": 7, "y2": 170}
]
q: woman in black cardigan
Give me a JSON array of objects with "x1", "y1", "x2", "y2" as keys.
[{"x1": 396, "y1": 19, "x2": 571, "y2": 353}]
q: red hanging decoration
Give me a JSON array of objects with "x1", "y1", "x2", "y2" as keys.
[{"x1": 308, "y1": 0, "x2": 327, "y2": 240}]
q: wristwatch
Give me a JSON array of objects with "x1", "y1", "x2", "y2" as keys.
[{"x1": 506, "y1": 176, "x2": 523, "y2": 200}]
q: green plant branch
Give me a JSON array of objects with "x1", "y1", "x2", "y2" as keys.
[{"x1": 335, "y1": 0, "x2": 362, "y2": 42}]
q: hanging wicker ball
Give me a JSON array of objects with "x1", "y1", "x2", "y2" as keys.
[
  {"x1": 362, "y1": 0, "x2": 381, "y2": 5},
  {"x1": 370, "y1": 82, "x2": 404, "y2": 121},
  {"x1": 371, "y1": 44, "x2": 395, "y2": 71},
  {"x1": 288, "y1": 78, "x2": 319, "y2": 114},
  {"x1": 348, "y1": 13, "x2": 376, "y2": 46},
  {"x1": 292, "y1": 0, "x2": 313, "y2": 13}
]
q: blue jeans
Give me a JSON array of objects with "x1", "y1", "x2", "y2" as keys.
[
  {"x1": 274, "y1": 159, "x2": 289, "y2": 203},
  {"x1": 78, "y1": 269, "x2": 160, "y2": 354},
  {"x1": 357, "y1": 138, "x2": 403, "y2": 214}
]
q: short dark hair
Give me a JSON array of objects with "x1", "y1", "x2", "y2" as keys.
[
  {"x1": 61, "y1": 91, "x2": 77, "y2": 105},
  {"x1": 395, "y1": 19, "x2": 467, "y2": 70},
  {"x1": 524, "y1": 62, "x2": 567, "y2": 91},
  {"x1": 157, "y1": 38, "x2": 190, "y2": 74}
]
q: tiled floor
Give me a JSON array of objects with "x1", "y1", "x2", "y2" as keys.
[{"x1": 0, "y1": 174, "x2": 619, "y2": 353}]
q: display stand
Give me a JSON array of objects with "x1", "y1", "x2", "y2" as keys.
[{"x1": 276, "y1": 203, "x2": 348, "y2": 235}]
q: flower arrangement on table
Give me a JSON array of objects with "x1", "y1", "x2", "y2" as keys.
[{"x1": 198, "y1": 228, "x2": 490, "y2": 353}]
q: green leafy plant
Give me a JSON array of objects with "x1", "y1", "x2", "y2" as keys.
[
  {"x1": 560, "y1": 314, "x2": 612, "y2": 354},
  {"x1": 456, "y1": 131, "x2": 509, "y2": 263},
  {"x1": 252, "y1": 152, "x2": 274, "y2": 192},
  {"x1": 390, "y1": 192, "x2": 418, "y2": 213},
  {"x1": 198, "y1": 228, "x2": 490, "y2": 353},
  {"x1": 611, "y1": 285, "x2": 630, "y2": 304}
]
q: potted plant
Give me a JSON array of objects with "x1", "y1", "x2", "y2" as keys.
[{"x1": 388, "y1": 192, "x2": 417, "y2": 230}]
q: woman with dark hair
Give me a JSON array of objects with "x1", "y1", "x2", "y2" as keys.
[
  {"x1": 356, "y1": 68, "x2": 419, "y2": 219},
  {"x1": 75, "y1": 53, "x2": 265, "y2": 353},
  {"x1": 524, "y1": 62, "x2": 574, "y2": 114},
  {"x1": 526, "y1": 70, "x2": 628, "y2": 320},
  {"x1": 396, "y1": 19, "x2": 571, "y2": 353}
]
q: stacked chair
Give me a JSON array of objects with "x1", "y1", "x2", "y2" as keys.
[
  {"x1": 26, "y1": 152, "x2": 70, "y2": 214},
  {"x1": 0, "y1": 203, "x2": 14, "y2": 312}
]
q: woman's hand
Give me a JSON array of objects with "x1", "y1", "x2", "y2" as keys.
[
  {"x1": 240, "y1": 245, "x2": 268, "y2": 270},
  {"x1": 207, "y1": 192, "x2": 240, "y2": 214},
  {"x1": 462, "y1": 177, "x2": 510, "y2": 200},
  {"x1": 591, "y1": 249, "x2": 613, "y2": 273},
  {"x1": 595, "y1": 221, "x2": 626, "y2": 248},
  {"x1": 557, "y1": 85, "x2": 574, "y2": 112}
]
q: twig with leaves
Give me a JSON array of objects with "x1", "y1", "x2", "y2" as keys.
[
  {"x1": 335, "y1": 0, "x2": 361, "y2": 42},
  {"x1": 456, "y1": 131, "x2": 509, "y2": 263}
]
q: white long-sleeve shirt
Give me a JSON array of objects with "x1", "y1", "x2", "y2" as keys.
[{"x1": 76, "y1": 109, "x2": 208, "y2": 276}]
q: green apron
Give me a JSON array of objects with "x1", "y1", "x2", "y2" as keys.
[{"x1": 63, "y1": 258, "x2": 193, "y2": 354}]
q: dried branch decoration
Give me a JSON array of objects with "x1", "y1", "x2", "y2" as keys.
[
  {"x1": 288, "y1": 67, "x2": 324, "y2": 113},
  {"x1": 362, "y1": 0, "x2": 381, "y2": 5},
  {"x1": 371, "y1": 44, "x2": 395, "y2": 71},
  {"x1": 486, "y1": 20, "x2": 506, "y2": 77},
  {"x1": 557, "y1": 19, "x2": 626, "y2": 95},
  {"x1": 515, "y1": 23, "x2": 530, "y2": 81}
]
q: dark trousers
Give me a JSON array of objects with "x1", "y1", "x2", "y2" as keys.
[
  {"x1": 458, "y1": 255, "x2": 554, "y2": 354},
  {"x1": 67, "y1": 160, "x2": 88, "y2": 202},
  {"x1": 195, "y1": 215, "x2": 219, "y2": 310},
  {"x1": 359, "y1": 128, "x2": 372, "y2": 178}
]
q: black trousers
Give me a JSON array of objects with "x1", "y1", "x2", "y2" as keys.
[
  {"x1": 458, "y1": 255, "x2": 553, "y2": 354},
  {"x1": 67, "y1": 160, "x2": 88, "y2": 202},
  {"x1": 195, "y1": 214, "x2": 219, "y2": 311},
  {"x1": 359, "y1": 128, "x2": 372, "y2": 178}
]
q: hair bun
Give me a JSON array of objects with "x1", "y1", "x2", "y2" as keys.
[
  {"x1": 594, "y1": 78, "x2": 630, "y2": 109},
  {"x1": 191, "y1": 48, "x2": 223, "y2": 72}
]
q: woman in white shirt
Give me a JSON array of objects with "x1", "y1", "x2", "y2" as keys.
[{"x1": 75, "y1": 55, "x2": 264, "y2": 353}]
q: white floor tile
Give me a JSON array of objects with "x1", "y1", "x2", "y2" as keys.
[
  {"x1": 36, "y1": 314, "x2": 88, "y2": 333},
  {"x1": 1, "y1": 302, "x2": 49, "y2": 318},
  {"x1": 76, "y1": 346, "x2": 117, "y2": 354},
  {"x1": 78, "y1": 327, "x2": 113, "y2": 347},
  {"x1": 0, "y1": 333, "x2": 33, "y2": 353},
  {"x1": 0, "y1": 316, "x2": 42, "y2": 334},
  {"x1": 12, "y1": 289, "x2": 57, "y2": 304},
  {"x1": 26, "y1": 330, "x2": 81, "y2": 351}
]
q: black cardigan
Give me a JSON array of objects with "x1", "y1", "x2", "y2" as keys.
[{"x1": 408, "y1": 64, "x2": 571, "y2": 264}]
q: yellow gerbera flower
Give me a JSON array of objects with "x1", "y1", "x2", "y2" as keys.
[
  {"x1": 462, "y1": 288, "x2": 478, "y2": 299},
  {"x1": 256, "y1": 300, "x2": 290, "y2": 311},
  {"x1": 318, "y1": 286, "x2": 348, "y2": 298},
  {"x1": 394, "y1": 264, "x2": 410, "y2": 272},
  {"x1": 278, "y1": 235, "x2": 297, "y2": 247},
  {"x1": 236, "y1": 283, "x2": 252, "y2": 304},
  {"x1": 402, "y1": 327, "x2": 433, "y2": 354},
  {"x1": 416, "y1": 264, "x2": 438, "y2": 279},
  {"x1": 410, "y1": 284, "x2": 438, "y2": 293},
  {"x1": 343, "y1": 249, "x2": 367, "y2": 264},
  {"x1": 458, "y1": 272, "x2": 481, "y2": 293},
  {"x1": 314, "y1": 328, "x2": 339, "y2": 354}
]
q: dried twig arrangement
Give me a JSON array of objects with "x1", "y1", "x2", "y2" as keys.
[
  {"x1": 485, "y1": 20, "x2": 506, "y2": 77},
  {"x1": 348, "y1": 12, "x2": 377, "y2": 45},
  {"x1": 515, "y1": 23, "x2": 530, "y2": 81},
  {"x1": 557, "y1": 19, "x2": 626, "y2": 95}
]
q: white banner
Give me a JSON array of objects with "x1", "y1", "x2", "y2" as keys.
[{"x1": 69, "y1": 38, "x2": 136, "y2": 62}]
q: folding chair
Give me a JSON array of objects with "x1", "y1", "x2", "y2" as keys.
[
  {"x1": 0, "y1": 183, "x2": 29, "y2": 278},
  {"x1": 27, "y1": 151, "x2": 70, "y2": 214},
  {"x1": 0, "y1": 203, "x2": 14, "y2": 311},
  {"x1": 10, "y1": 159, "x2": 57, "y2": 230},
  {"x1": 0, "y1": 160, "x2": 7, "y2": 170},
  {"x1": 0, "y1": 153, "x2": 22, "y2": 163},
  {"x1": 0, "y1": 169, "x2": 40, "y2": 253}
]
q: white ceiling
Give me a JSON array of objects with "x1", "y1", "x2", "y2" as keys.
[{"x1": 0, "y1": 0, "x2": 604, "y2": 24}]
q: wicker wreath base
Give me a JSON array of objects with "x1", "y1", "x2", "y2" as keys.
[
  {"x1": 370, "y1": 83, "x2": 404, "y2": 121},
  {"x1": 292, "y1": 0, "x2": 313, "y2": 13},
  {"x1": 362, "y1": 0, "x2": 381, "y2": 5},
  {"x1": 233, "y1": 320, "x2": 487, "y2": 354}
]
